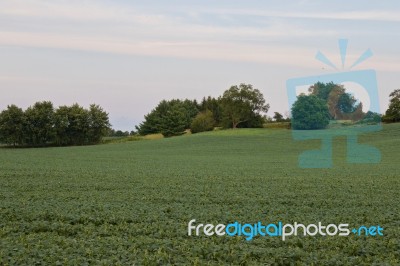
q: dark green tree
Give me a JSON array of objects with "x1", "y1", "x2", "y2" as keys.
[
  {"x1": 220, "y1": 83, "x2": 269, "y2": 128},
  {"x1": 136, "y1": 99, "x2": 198, "y2": 135},
  {"x1": 54, "y1": 105, "x2": 71, "y2": 146},
  {"x1": 160, "y1": 104, "x2": 187, "y2": 137},
  {"x1": 54, "y1": 104, "x2": 90, "y2": 145},
  {"x1": 384, "y1": 89, "x2": 400, "y2": 122},
  {"x1": 0, "y1": 105, "x2": 25, "y2": 146},
  {"x1": 291, "y1": 94, "x2": 330, "y2": 130},
  {"x1": 88, "y1": 104, "x2": 111, "y2": 144},
  {"x1": 190, "y1": 110, "x2": 215, "y2": 133},
  {"x1": 135, "y1": 103, "x2": 166, "y2": 135},
  {"x1": 67, "y1": 104, "x2": 90, "y2": 145},
  {"x1": 24, "y1": 101, "x2": 55, "y2": 146},
  {"x1": 179, "y1": 99, "x2": 199, "y2": 129},
  {"x1": 199, "y1": 96, "x2": 222, "y2": 126},
  {"x1": 273, "y1": 112, "x2": 284, "y2": 122}
]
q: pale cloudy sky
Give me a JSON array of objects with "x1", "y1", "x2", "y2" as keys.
[{"x1": 1, "y1": 0, "x2": 399, "y2": 130}]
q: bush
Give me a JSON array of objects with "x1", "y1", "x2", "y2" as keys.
[
  {"x1": 190, "y1": 110, "x2": 215, "y2": 134},
  {"x1": 291, "y1": 94, "x2": 330, "y2": 130}
]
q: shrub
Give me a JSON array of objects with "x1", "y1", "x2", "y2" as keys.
[
  {"x1": 190, "y1": 110, "x2": 215, "y2": 134},
  {"x1": 291, "y1": 94, "x2": 330, "y2": 130}
]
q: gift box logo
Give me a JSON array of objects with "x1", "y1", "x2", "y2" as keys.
[{"x1": 287, "y1": 39, "x2": 381, "y2": 168}]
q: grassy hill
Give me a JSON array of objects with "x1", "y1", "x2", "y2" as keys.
[{"x1": 0, "y1": 124, "x2": 399, "y2": 264}]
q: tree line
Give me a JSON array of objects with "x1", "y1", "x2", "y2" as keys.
[
  {"x1": 0, "y1": 101, "x2": 110, "y2": 147},
  {"x1": 2, "y1": 83, "x2": 399, "y2": 145},
  {"x1": 135, "y1": 83, "x2": 270, "y2": 137},
  {"x1": 136, "y1": 82, "x2": 400, "y2": 136}
]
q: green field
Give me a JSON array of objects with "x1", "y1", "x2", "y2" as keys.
[{"x1": 1, "y1": 124, "x2": 399, "y2": 265}]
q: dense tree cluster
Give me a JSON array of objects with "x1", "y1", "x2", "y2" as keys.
[
  {"x1": 135, "y1": 83, "x2": 270, "y2": 137},
  {"x1": 135, "y1": 99, "x2": 199, "y2": 137},
  {"x1": 291, "y1": 82, "x2": 382, "y2": 130},
  {"x1": 0, "y1": 101, "x2": 110, "y2": 147},
  {"x1": 308, "y1": 82, "x2": 364, "y2": 121}
]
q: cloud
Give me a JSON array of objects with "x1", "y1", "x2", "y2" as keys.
[
  {"x1": 204, "y1": 9, "x2": 400, "y2": 23},
  {"x1": 0, "y1": 1, "x2": 338, "y2": 68},
  {"x1": 0, "y1": 1, "x2": 399, "y2": 72},
  {"x1": 0, "y1": 30, "x2": 314, "y2": 66}
]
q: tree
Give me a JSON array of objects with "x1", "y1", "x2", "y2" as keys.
[
  {"x1": 53, "y1": 104, "x2": 91, "y2": 145},
  {"x1": 136, "y1": 99, "x2": 198, "y2": 135},
  {"x1": 24, "y1": 101, "x2": 55, "y2": 146},
  {"x1": 54, "y1": 105, "x2": 72, "y2": 146},
  {"x1": 180, "y1": 99, "x2": 199, "y2": 129},
  {"x1": 190, "y1": 110, "x2": 215, "y2": 133},
  {"x1": 135, "y1": 101, "x2": 166, "y2": 135},
  {"x1": 66, "y1": 104, "x2": 90, "y2": 145},
  {"x1": 236, "y1": 113, "x2": 266, "y2": 128},
  {"x1": 0, "y1": 102, "x2": 110, "y2": 147},
  {"x1": 291, "y1": 94, "x2": 330, "y2": 130},
  {"x1": 309, "y1": 82, "x2": 339, "y2": 102},
  {"x1": 160, "y1": 104, "x2": 187, "y2": 137},
  {"x1": 309, "y1": 82, "x2": 363, "y2": 121},
  {"x1": 199, "y1": 96, "x2": 222, "y2": 126},
  {"x1": 0, "y1": 105, "x2": 25, "y2": 146},
  {"x1": 360, "y1": 111, "x2": 381, "y2": 124},
  {"x1": 88, "y1": 104, "x2": 111, "y2": 144},
  {"x1": 220, "y1": 83, "x2": 269, "y2": 128},
  {"x1": 384, "y1": 89, "x2": 400, "y2": 122},
  {"x1": 273, "y1": 112, "x2": 284, "y2": 122}
]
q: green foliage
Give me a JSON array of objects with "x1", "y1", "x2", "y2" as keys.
[
  {"x1": 198, "y1": 96, "x2": 222, "y2": 126},
  {"x1": 54, "y1": 104, "x2": 90, "y2": 146},
  {"x1": 24, "y1": 101, "x2": 55, "y2": 146},
  {"x1": 0, "y1": 105, "x2": 25, "y2": 146},
  {"x1": 136, "y1": 99, "x2": 198, "y2": 136},
  {"x1": 309, "y1": 81, "x2": 339, "y2": 102},
  {"x1": 309, "y1": 82, "x2": 363, "y2": 121},
  {"x1": 220, "y1": 83, "x2": 270, "y2": 128},
  {"x1": 384, "y1": 89, "x2": 400, "y2": 123},
  {"x1": 88, "y1": 104, "x2": 111, "y2": 144},
  {"x1": 0, "y1": 125, "x2": 399, "y2": 264},
  {"x1": 190, "y1": 110, "x2": 215, "y2": 133},
  {"x1": 236, "y1": 113, "x2": 266, "y2": 128},
  {"x1": 136, "y1": 86, "x2": 270, "y2": 134},
  {"x1": 273, "y1": 112, "x2": 284, "y2": 122},
  {"x1": 292, "y1": 82, "x2": 368, "y2": 130},
  {"x1": 160, "y1": 104, "x2": 187, "y2": 137},
  {"x1": 358, "y1": 111, "x2": 381, "y2": 124},
  {"x1": 108, "y1": 130, "x2": 130, "y2": 137},
  {"x1": 0, "y1": 102, "x2": 110, "y2": 147},
  {"x1": 291, "y1": 94, "x2": 330, "y2": 130}
]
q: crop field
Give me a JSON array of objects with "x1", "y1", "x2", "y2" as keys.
[{"x1": 0, "y1": 124, "x2": 399, "y2": 265}]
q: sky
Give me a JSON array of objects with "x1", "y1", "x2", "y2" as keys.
[{"x1": 0, "y1": 0, "x2": 399, "y2": 131}]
